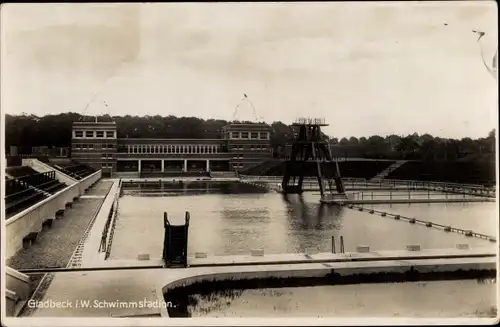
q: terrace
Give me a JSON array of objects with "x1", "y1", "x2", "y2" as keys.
[
  {"x1": 386, "y1": 161, "x2": 496, "y2": 186},
  {"x1": 50, "y1": 160, "x2": 96, "y2": 180}
]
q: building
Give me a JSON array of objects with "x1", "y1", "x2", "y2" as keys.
[
  {"x1": 32, "y1": 146, "x2": 69, "y2": 158},
  {"x1": 71, "y1": 121, "x2": 273, "y2": 177},
  {"x1": 71, "y1": 122, "x2": 118, "y2": 176}
]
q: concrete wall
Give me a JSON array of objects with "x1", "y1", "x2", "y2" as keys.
[
  {"x1": 5, "y1": 267, "x2": 31, "y2": 300},
  {"x1": 5, "y1": 267, "x2": 31, "y2": 316},
  {"x1": 5, "y1": 168, "x2": 102, "y2": 259},
  {"x1": 77, "y1": 170, "x2": 102, "y2": 195},
  {"x1": 158, "y1": 256, "x2": 496, "y2": 317},
  {"x1": 5, "y1": 289, "x2": 18, "y2": 317}
]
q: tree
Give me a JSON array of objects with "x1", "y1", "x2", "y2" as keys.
[
  {"x1": 396, "y1": 135, "x2": 421, "y2": 159},
  {"x1": 349, "y1": 137, "x2": 359, "y2": 145},
  {"x1": 4, "y1": 113, "x2": 495, "y2": 163},
  {"x1": 339, "y1": 137, "x2": 349, "y2": 145}
]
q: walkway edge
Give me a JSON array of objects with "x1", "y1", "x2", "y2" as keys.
[{"x1": 81, "y1": 180, "x2": 121, "y2": 267}]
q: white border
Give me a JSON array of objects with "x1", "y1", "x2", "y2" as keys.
[{"x1": 1, "y1": 1, "x2": 499, "y2": 326}]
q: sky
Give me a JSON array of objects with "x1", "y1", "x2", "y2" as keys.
[{"x1": 1, "y1": 2, "x2": 498, "y2": 139}]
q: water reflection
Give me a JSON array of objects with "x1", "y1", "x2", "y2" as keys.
[
  {"x1": 178, "y1": 279, "x2": 496, "y2": 318},
  {"x1": 281, "y1": 195, "x2": 346, "y2": 253},
  {"x1": 110, "y1": 181, "x2": 495, "y2": 259}
]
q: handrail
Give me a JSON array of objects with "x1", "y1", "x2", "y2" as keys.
[
  {"x1": 99, "y1": 180, "x2": 121, "y2": 257},
  {"x1": 239, "y1": 175, "x2": 367, "y2": 183},
  {"x1": 239, "y1": 175, "x2": 495, "y2": 193},
  {"x1": 346, "y1": 205, "x2": 496, "y2": 242},
  {"x1": 4, "y1": 172, "x2": 60, "y2": 207}
]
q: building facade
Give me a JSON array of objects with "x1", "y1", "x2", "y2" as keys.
[
  {"x1": 71, "y1": 121, "x2": 273, "y2": 176},
  {"x1": 71, "y1": 122, "x2": 118, "y2": 176}
]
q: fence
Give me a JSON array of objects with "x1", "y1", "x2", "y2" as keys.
[
  {"x1": 99, "y1": 179, "x2": 121, "y2": 257},
  {"x1": 239, "y1": 175, "x2": 493, "y2": 190},
  {"x1": 239, "y1": 175, "x2": 366, "y2": 183},
  {"x1": 247, "y1": 176, "x2": 495, "y2": 197},
  {"x1": 347, "y1": 205, "x2": 496, "y2": 242},
  {"x1": 347, "y1": 189, "x2": 483, "y2": 201}
]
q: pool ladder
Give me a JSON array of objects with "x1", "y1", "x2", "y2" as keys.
[{"x1": 331, "y1": 235, "x2": 345, "y2": 254}]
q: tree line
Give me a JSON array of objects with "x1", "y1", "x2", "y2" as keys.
[{"x1": 4, "y1": 113, "x2": 496, "y2": 162}]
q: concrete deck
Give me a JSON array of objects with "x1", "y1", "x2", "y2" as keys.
[
  {"x1": 6, "y1": 181, "x2": 114, "y2": 270},
  {"x1": 80, "y1": 180, "x2": 121, "y2": 267},
  {"x1": 23, "y1": 249, "x2": 495, "y2": 318},
  {"x1": 17, "y1": 245, "x2": 496, "y2": 273}
]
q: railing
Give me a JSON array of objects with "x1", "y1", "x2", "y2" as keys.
[
  {"x1": 380, "y1": 178, "x2": 487, "y2": 189},
  {"x1": 99, "y1": 181, "x2": 121, "y2": 256},
  {"x1": 239, "y1": 175, "x2": 494, "y2": 190},
  {"x1": 20, "y1": 171, "x2": 56, "y2": 188},
  {"x1": 4, "y1": 172, "x2": 61, "y2": 217},
  {"x1": 5, "y1": 179, "x2": 31, "y2": 196},
  {"x1": 239, "y1": 175, "x2": 367, "y2": 183},
  {"x1": 346, "y1": 205, "x2": 496, "y2": 242},
  {"x1": 346, "y1": 190, "x2": 486, "y2": 201},
  {"x1": 6, "y1": 171, "x2": 56, "y2": 193},
  {"x1": 251, "y1": 176, "x2": 495, "y2": 195}
]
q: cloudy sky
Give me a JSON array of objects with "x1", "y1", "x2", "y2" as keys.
[{"x1": 1, "y1": 2, "x2": 497, "y2": 138}]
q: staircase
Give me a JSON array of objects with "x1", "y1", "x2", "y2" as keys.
[
  {"x1": 370, "y1": 160, "x2": 407, "y2": 181},
  {"x1": 18, "y1": 180, "x2": 52, "y2": 197},
  {"x1": 209, "y1": 171, "x2": 238, "y2": 178},
  {"x1": 240, "y1": 159, "x2": 283, "y2": 175},
  {"x1": 54, "y1": 165, "x2": 82, "y2": 180}
]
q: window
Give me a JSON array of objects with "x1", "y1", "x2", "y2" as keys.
[
  {"x1": 75, "y1": 131, "x2": 83, "y2": 138},
  {"x1": 88, "y1": 144, "x2": 94, "y2": 149},
  {"x1": 106, "y1": 131, "x2": 114, "y2": 138},
  {"x1": 259, "y1": 132, "x2": 268, "y2": 139},
  {"x1": 241, "y1": 132, "x2": 249, "y2": 139},
  {"x1": 107, "y1": 144, "x2": 114, "y2": 149},
  {"x1": 251, "y1": 132, "x2": 258, "y2": 139},
  {"x1": 85, "y1": 131, "x2": 94, "y2": 138},
  {"x1": 231, "y1": 132, "x2": 239, "y2": 139},
  {"x1": 96, "y1": 131, "x2": 104, "y2": 138}
]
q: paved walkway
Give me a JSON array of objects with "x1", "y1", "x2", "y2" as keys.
[
  {"x1": 7, "y1": 180, "x2": 112, "y2": 307},
  {"x1": 28, "y1": 250, "x2": 496, "y2": 318}
]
